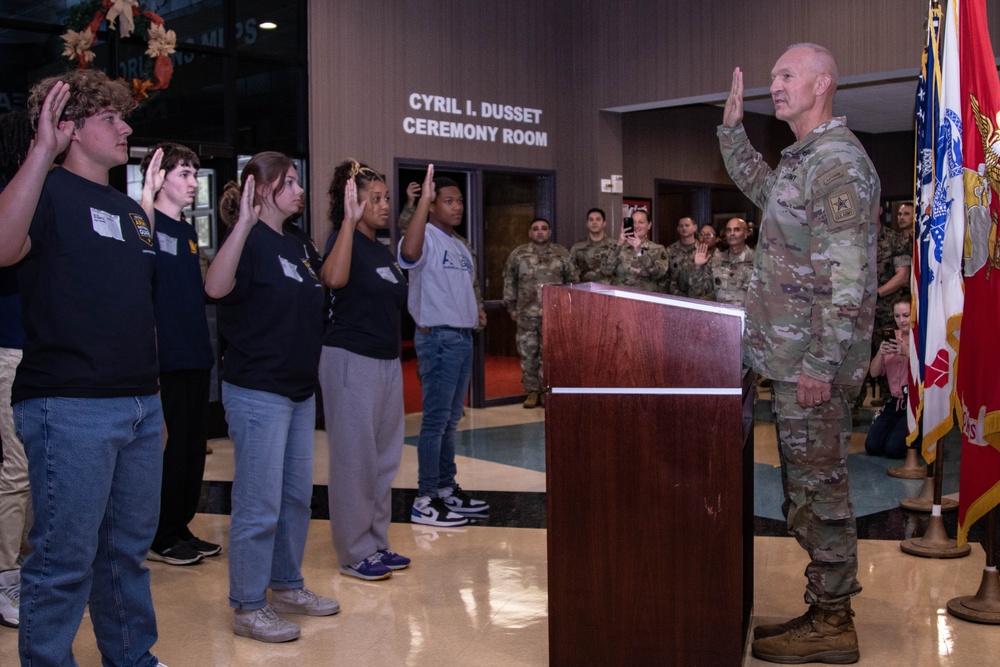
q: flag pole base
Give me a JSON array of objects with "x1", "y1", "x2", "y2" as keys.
[
  {"x1": 887, "y1": 447, "x2": 925, "y2": 479},
  {"x1": 947, "y1": 570, "x2": 1000, "y2": 624},
  {"x1": 899, "y1": 476, "x2": 958, "y2": 512},
  {"x1": 900, "y1": 515, "x2": 972, "y2": 558}
]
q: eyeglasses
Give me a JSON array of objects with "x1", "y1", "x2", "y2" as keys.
[{"x1": 698, "y1": 231, "x2": 716, "y2": 239}]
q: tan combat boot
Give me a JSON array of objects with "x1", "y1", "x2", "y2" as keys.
[
  {"x1": 523, "y1": 391, "x2": 539, "y2": 408},
  {"x1": 753, "y1": 606, "x2": 815, "y2": 640},
  {"x1": 751, "y1": 606, "x2": 859, "y2": 664}
]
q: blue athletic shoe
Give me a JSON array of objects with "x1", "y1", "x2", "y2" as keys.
[
  {"x1": 377, "y1": 549, "x2": 411, "y2": 570},
  {"x1": 340, "y1": 554, "x2": 392, "y2": 581}
]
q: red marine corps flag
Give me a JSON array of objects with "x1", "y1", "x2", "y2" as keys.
[{"x1": 956, "y1": 0, "x2": 1000, "y2": 544}]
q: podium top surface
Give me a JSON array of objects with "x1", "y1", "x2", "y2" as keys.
[
  {"x1": 562, "y1": 282, "x2": 745, "y2": 327},
  {"x1": 542, "y1": 283, "x2": 746, "y2": 390}
]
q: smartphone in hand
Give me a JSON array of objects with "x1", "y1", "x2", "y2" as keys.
[{"x1": 623, "y1": 217, "x2": 635, "y2": 236}]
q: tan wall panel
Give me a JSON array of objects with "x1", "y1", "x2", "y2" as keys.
[{"x1": 309, "y1": 0, "x2": 1000, "y2": 248}]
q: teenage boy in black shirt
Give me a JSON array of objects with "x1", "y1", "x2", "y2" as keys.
[{"x1": 0, "y1": 71, "x2": 168, "y2": 667}]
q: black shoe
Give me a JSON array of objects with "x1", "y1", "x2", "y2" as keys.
[
  {"x1": 186, "y1": 537, "x2": 222, "y2": 557},
  {"x1": 148, "y1": 541, "x2": 204, "y2": 566},
  {"x1": 439, "y1": 485, "x2": 490, "y2": 517}
]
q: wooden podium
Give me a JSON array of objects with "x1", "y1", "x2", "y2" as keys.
[{"x1": 543, "y1": 283, "x2": 755, "y2": 667}]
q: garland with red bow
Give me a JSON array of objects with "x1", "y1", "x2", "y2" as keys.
[{"x1": 61, "y1": 0, "x2": 177, "y2": 103}]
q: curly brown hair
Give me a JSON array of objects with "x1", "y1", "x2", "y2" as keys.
[
  {"x1": 27, "y1": 69, "x2": 136, "y2": 130},
  {"x1": 327, "y1": 159, "x2": 385, "y2": 230}
]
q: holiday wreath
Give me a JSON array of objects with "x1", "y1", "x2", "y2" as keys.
[{"x1": 60, "y1": 0, "x2": 177, "y2": 102}]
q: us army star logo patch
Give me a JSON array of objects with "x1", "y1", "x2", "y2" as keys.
[{"x1": 827, "y1": 190, "x2": 857, "y2": 224}]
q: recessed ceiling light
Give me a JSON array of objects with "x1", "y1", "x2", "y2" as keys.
[{"x1": 260, "y1": 21, "x2": 277, "y2": 30}]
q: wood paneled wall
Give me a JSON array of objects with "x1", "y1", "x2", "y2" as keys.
[{"x1": 308, "y1": 0, "x2": 1000, "y2": 247}]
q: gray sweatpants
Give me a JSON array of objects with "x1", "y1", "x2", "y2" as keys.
[{"x1": 319, "y1": 346, "x2": 405, "y2": 567}]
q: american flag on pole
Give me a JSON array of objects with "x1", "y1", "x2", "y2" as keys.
[
  {"x1": 956, "y1": 0, "x2": 1000, "y2": 545},
  {"x1": 907, "y1": 0, "x2": 965, "y2": 464}
]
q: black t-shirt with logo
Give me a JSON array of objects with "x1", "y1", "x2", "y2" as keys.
[
  {"x1": 13, "y1": 167, "x2": 158, "y2": 403},
  {"x1": 216, "y1": 222, "x2": 324, "y2": 401},
  {"x1": 323, "y1": 229, "x2": 407, "y2": 360}
]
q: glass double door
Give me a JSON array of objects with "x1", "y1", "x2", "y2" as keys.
[{"x1": 395, "y1": 162, "x2": 555, "y2": 408}]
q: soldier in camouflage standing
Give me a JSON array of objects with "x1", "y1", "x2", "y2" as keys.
[
  {"x1": 689, "y1": 217, "x2": 756, "y2": 306},
  {"x1": 504, "y1": 218, "x2": 578, "y2": 408},
  {"x1": 719, "y1": 43, "x2": 878, "y2": 664},
  {"x1": 599, "y1": 208, "x2": 669, "y2": 292},
  {"x1": 569, "y1": 207, "x2": 615, "y2": 284},
  {"x1": 865, "y1": 205, "x2": 911, "y2": 407},
  {"x1": 665, "y1": 216, "x2": 699, "y2": 296}
]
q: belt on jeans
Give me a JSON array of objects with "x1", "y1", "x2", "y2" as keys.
[{"x1": 417, "y1": 325, "x2": 472, "y2": 334}]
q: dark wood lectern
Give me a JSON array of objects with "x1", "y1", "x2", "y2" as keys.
[{"x1": 543, "y1": 283, "x2": 755, "y2": 667}]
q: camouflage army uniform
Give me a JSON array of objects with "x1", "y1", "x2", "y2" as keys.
[
  {"x1": 873, "y1": 225, "x2": 911, "y2": 340},
  {"x1": 569, "y1": 236, "x2": 615, "y2": 284},
  {"x1": 599, "y1": 240, "x2": 669, "y2": 293},
  {"x1": 688, "y1": 247, "x2": 756, "y2": 306},
  {"x1": 719, "y1": 118, "x2": 879, "y2": 611},
  {"x1": 665, "y1": 240, "x2": 698, "y2": 296},
  {"x1": 503, "y1": 242, "x2": 578, "y2": 393}
]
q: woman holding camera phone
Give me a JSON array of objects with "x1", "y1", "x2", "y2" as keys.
[
  {"x1": 599, "y1": 207, "x2": 668, "y2": 292},
  {"x1": 864, "y1": 296, "x2": 911, "y2": 459}
]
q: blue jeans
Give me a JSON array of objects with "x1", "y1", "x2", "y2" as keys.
[
  {"x1": 222, "y1": 382, "x2": 314, "y2": 610},
  {"x1": 414, "y1": 327, "x2": 472, "y2": 498},
  {"x1": 864, "y1": 396, "x2": 908, "y2": 459},
  {"x1": 15, "y1": 395, "x2": 164, "y2": 667}
]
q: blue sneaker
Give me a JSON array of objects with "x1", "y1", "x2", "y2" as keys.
[
  {"x1": 377, "y1": 549, "x2": 411, "y2": 570},
  {"x1": 340, "y1": 554, "x2": 392, "y2": 581}
]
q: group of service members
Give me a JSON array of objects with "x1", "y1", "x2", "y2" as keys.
[{"x1": 501, "y1": 207, "x2": 756, "y2": 406}]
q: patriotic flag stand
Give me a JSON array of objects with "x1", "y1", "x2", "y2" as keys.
[
  {"x1": 898, "y1": 460, "x2": 960, "y2": 512},
  {"x1": 946, "y1": 0, "x2": 1000, "y2": 624},
  {"x1": 899, "y1": 0, "x2": 972, "y2": 559},
  {"x1": 948, "y1": 517, "x2": 1000, "y2": 622}
]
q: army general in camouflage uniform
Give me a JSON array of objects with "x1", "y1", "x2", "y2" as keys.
[
  {"x1": 503, "y1": 218, "x2": 578, "y2": 408},
  {"x1": 569, "y1": 207, "x2": 615, "y2": 284},
  {"x1": 719, "y1": 44, "x2": 878, "y2": 664},
  {"x1": 689, "y1": 217, "x2": 756, "y2": 306}
]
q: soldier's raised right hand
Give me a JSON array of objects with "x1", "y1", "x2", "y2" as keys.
[{"x1": 723, "y1": 67, "x2": 744, "y2": 129}]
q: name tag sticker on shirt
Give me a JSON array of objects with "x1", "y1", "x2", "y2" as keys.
[
  {"x1": 90, "y1": 208, "x2": 124, "y2": 241},
  {"x1": 279, "y1": 256, "x2": 303, "y2": 282},
  {"x1": 157, "y1": 232, "x2": 178, "y2": 255},
  {"x1": 376, "y1": 266, "x2": 399, "y2": 284},
  {"x1": 130, "y1": 213, "x2": 153, "y2": 247}
]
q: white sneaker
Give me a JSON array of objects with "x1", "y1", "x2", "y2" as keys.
[
  {"x1": 233, "y1": 605, "x2": 300, "y2": 643},
  {"x1": 411, "y1": 495, "x2": 469, "y2": 527},
  {"x1": 270, "y1": 587, "x2": 340, "y2": 616},
  {"x1": 0, "y1": 569, "x2": 19, "y2": 628},
  {"x1": 438, "y1": 485, "x2": 490, "y2": 517}
]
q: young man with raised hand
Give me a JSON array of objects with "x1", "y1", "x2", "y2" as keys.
[
  {"x1": 0, "y1": 71, "x2": 170, "y2": 667},
  {"x1": 141, "y1": 142, "x2": 219, "y2": 567},
  {"x1": 398, "y1": 165, "x2": 490, "y2": 527}
]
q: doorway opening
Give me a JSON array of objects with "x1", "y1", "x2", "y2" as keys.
[{"x1": 395, "y1": 161, "x2": 555, "y2": 411}]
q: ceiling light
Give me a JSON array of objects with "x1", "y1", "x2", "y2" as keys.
[{"x1": 260, "y1": 21, "x2": 277, "y2": 30}]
